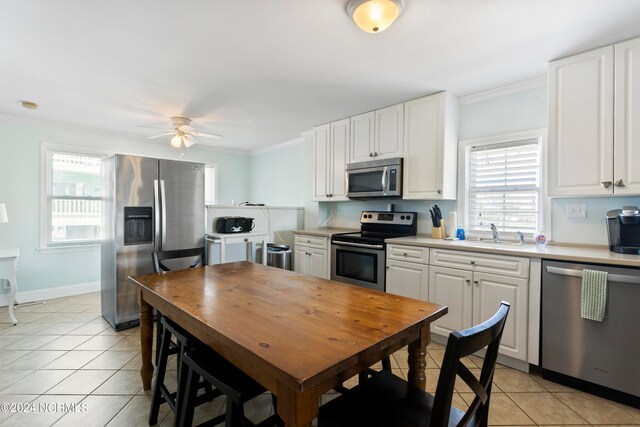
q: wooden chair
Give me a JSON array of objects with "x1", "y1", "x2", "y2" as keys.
[
  {"x1": 151, "y1": 247, "x2": 206, "y2": 364},
  {"x1": 180, "y1": 347, "x2": 282, "y2": 427},
  {"x1": 318, "y1": 302, "x2": 511, "y2": 427},
  {"x1": 149, "y1": 316, "x2": 218, "y2": 425}
]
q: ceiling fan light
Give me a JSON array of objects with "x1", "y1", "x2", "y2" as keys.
[
  {"x1": 170, "y1": 135, "x2": 183, "y2": 148},
  {"x1": 347, "y1": 0, "x2": 404, "y2": 33}
]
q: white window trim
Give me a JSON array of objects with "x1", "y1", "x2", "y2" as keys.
[
  {"x1": 39, "y1": 143, "x2": 113, "y2": 252},
  {"x1": 457, "y1": 129, "x2": 549, "y2": 241},
  {"x1": 204, "y1": 163, "x2": 219, "y2": 206}
]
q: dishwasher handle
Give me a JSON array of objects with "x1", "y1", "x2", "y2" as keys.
[{"x1": 545, "y1": 265, "x2": 640, "y2": 284}]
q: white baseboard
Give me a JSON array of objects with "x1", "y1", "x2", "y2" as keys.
[{"x1": 0, "y1": 281, "x2": 100, "y2": 307}]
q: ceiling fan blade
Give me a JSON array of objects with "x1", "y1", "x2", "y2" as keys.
[
  {"x1": 193, "y1": 131, "x2": 222, "y2": 139},
  {"x1": 147, "y1": 132, "x2": 175, "y2": 139},
  {"x1": 138, "y1": 125, "x2": 174, "y2": 131},
  {"x1": 183, "y1": 135, "x2": 199, "y2": 148}
]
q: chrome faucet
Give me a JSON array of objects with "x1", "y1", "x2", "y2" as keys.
[
  {"x1": 516, "y1": 231, "x2": 525, "y2": 245},
  {"x1": 490, "y1": 223, "x2": 500, "y2": 241}
]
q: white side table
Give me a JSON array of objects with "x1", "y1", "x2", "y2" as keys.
[
  {"x1": 0, "y1": 248, "x2": 19, "y2": 325},
  {"x1": 205, "y1": 232, "x2": 268, "y2": 265}
]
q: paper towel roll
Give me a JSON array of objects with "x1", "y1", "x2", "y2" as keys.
[{"x1": 448, "y1": 212, "x2": 458, "y2": 237}]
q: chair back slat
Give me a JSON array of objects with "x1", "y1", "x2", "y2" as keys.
[
  {"x1": 151, "y1": 247, "x2": 206, "y2": 273},
  {"x1": 430, "y1": 302, "x2": 510, "y2": 427}
]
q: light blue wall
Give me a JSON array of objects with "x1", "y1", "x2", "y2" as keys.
[
  {"x1": 248, "y1": 141, "x2": 306, "y2": 206},
  {"x1": 0, "y1": 115, "x2": 249, "y2": 295}
]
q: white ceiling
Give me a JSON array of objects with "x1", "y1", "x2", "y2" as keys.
[{"x1": 1, "y1": 0, "x2": 640, "y2": 152}]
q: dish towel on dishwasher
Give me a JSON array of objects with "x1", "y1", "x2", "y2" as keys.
[{"x1": 581, "y1": 269, "x2": 608, "y2": 321}]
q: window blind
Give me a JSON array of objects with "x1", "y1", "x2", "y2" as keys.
[{"x1": 467, "y1": 139, "x2": 540, "y2": 235}]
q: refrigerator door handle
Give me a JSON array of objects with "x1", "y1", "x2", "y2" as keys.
[
  {"x1": 154, "y1": 179, "x2": 161, "y2": 251},
  {"x1": 160, "y1": 179, "x2": 167, "y2": 250}
]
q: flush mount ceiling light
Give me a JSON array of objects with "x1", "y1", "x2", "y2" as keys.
[
  {"x1": 21, "y1": 100, "x2": 38, "y2": 110},
  {"x1": 347, "y1": 0, "x2": 405, "y2": 33}
]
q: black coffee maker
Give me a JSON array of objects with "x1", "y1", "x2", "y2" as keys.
[{"x1": 606, "y1": 206, "x2": 640, "y2": 254}]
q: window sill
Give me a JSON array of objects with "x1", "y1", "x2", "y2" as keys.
[{"x1": 38, "y1": 244, "x2": 100, "y2": 254}]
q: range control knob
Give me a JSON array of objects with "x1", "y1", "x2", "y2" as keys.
[
  {"x1": 400, "y1": 215, "x2": 405, "y2": 220},
  {"x1": 406, "y1": 215, "x2": 411, "y2": 221}
]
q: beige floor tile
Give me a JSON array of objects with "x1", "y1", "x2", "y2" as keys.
[
  {"x1": 613, "y1": 401, "x2": 640, "y2": 423},
  {"x1": 528, "y1": 372, "x2": 579, "y2": 393},
  {"x1": 108, "y1": 335, "x2": 143, "y2": 351},
  {"x1": 55, "y1": 395, "x2": 132, "y2": 426},
  {"x1": 393, "y1": 351, "x2": 437, "y2": 369},
  {"x1": 4, "y1": 350, "x2": 66, "y2": 370},
  {"x1": 492, "y1": 368, "x2": 546, "y2": 392},
  {"x1": 3, "y1": 334, "x2": 60, "y2": 350},
  {"x1": 428, "y1": 341, "x2": 446, "y2": 350},
  {"x1": 47, "y1": 369, "x2": 116, "y2": 395},
  {"x1": 0, "y1": 369, "x2": 34, "y2": 392},
  {"x1": 509, "y1": 392, "x2": 587, "y2": 425},
  {"x1": 81, "y1": 350, "x2": 138, "y2": 370},
  {"x1": 38, "y1": 323, "x2": 86, "y2": 335},
  {"x1": 38, "y1": 335, "x2": 92, "y2": 351},
  {"x1": 7, "y1": 312, "x2": 50, "y2": 323},
  {"x1": 120, "y1": 353, "x2": 142, "y2": 371},
  {"x1": 74, "y1": 335, "x2": 124, "y2": 351},
  {"x1": 93, "y1": 370, "x2": 144, "y2": 395},
  {"x1": 44, "y1": 350, "x2": 104, "y2": 370},
  {"x1": 68, "y1": 322, "x2": 111, "y2": 336},
  {"x1": 2, "y1": 322, "x2": 49, "y2": 335},
  {"x1": 453, "y1": 368, "x2": 484, "y2": 393},
  {"x1": 0, "y1": 335, "x2": 30, "y2": 349},
  {"x1": 554, "y1": 392, "x2": 639, "y2": 424},
  {"x1": 106, "y1": 394, "x2": 169, "y2": 427},
  {"x1": 451, "y1": 392, "x2": 469, "y2": 411},
  {"x1": 1, "y1": 369, "x2": 74, "y2": 395},
  {"x1": 0, "y1": 394, "x2": 39, "y2": 423},
  {"x1": 4, "y1": 394, "x2": 84, "y2": 426},
  {"x1": 460, "y1": 392, "x2": 535, "y2": 425}
]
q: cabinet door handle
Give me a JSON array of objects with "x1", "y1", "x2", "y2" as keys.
[
  {"x1": 470, "y1": 261, "x2": 475, "y2": 265},
  {"x1": 473, "y1": 280, "x2": 479, "y2": 285},
  {"x1": 374, "y1": 151, "x2": 378, "y2": 157},
  {"x1": 437, "y1": 189, "x2": 442, "y2": 194},
  {"x1": 369, "y1": 152, "x2": 374, "y2": 157},
  {"x1": 385, "y1": 266, "x2": 390, "y2": 269},
  {"x1": 403, "y1": 253, "x2": 408, "y2": 256},
  {"x1": 615, "y1": 179, "x2": 625, "y2": 187},
  {"x1": 465, "y1": 279, "x2": 471, "y2": 284},
  {"x1": 601, "y1": 181, "x2": 612, "y2": 189}
]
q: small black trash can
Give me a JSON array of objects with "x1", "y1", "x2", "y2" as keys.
[{"x1": 256, "y1": 243, "x2": 292, "y2": 270}]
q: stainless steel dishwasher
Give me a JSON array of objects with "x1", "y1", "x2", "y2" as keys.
[{"x1": 542, "y1": 260, "x2": 640, "y2": 407}]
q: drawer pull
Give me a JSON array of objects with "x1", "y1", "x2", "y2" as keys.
[
  {"x1": 465, "y1": 279, "x2": 470, "y2": 284},
  {"x1": 470, "y1": 261, "x2": 476, "y2": 265},
  {"x1": 403, "y1": 253, "x2": 408, "y2": 256},
  {"x1": 473, "y1": 280, "x2": 479, "y2": 285}
]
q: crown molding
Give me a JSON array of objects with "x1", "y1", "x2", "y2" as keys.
[
  {"x1": 250, "y1": 135, "x2": 306, "y2": 155},
  {"x1": 459, "y1": 75, "x2": 547, "y2": 105}
]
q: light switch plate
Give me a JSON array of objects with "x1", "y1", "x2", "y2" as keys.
[{"x1": 566, "y1": 203, "x2": 587, "y2": 218}]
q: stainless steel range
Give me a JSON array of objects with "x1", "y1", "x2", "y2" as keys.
[{"x1": 331, "y1": 211, "x2": 417, "y2": 291}]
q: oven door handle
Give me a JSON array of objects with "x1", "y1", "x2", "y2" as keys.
[{"x1": 332, "y1": 241, "x2": 384, "y2": 250}]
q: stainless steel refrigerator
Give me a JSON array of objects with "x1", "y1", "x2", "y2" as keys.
[{"x1": 101, "y1": 155, "x2": 204, "y2": 331}]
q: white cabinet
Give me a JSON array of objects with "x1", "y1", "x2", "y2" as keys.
[
  {"x1": 386, "y1": 244, "x2": 429, "y2": 300},
  {"x1": 294, "y1": 234, "x2": 329, "y2": 279},
  {"x1": 313, "y1": 119, "x2": 349, "y2": 201},
  {"x1": 548, "y1": 36, "x2": 640, "y2": 196},
  {"x1": 403, "y1": 92, "x2": 458, "y2": 200},
  {"x1": 428, "y1": 249, "x2": 529, "y2": 361},
  {"x1": 349, "y1": 104, "x2": 404, "y2": 163}
]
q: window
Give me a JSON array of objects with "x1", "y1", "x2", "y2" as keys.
[
  {"x1": 204, "y1": 164, "x2": 218, "y2": 205},
  {"x1": 43, "y1": 148, "x2": 103, "y2": 247},
  {"x1": 462, "y1": 132, "x2": 544, "y2": 237}
]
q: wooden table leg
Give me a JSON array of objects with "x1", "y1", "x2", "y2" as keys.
[
  {"x1": 407, "y1": 326, "x2": 431, "y2": 390},
  {"x1": 276, "y1": 383, "x2": 318, "y2": 427},
  {"x1": 139, "y1": 291, "x2": 154, "y2": 390}
]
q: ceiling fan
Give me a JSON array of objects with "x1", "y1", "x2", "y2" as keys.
[{"x1": 147, "y1": 116, "x2": 222, "y2": 149}]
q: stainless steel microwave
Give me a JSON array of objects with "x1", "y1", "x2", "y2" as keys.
[{"x1": 346, "y1": 157, "x2": 402, "y2": 199}]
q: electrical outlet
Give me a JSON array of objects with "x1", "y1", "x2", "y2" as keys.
[{"x1": 566, "y1": 203, "x2": 587, "y2": 218}]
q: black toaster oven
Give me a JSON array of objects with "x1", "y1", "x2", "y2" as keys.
[{"x1": 214, "y1": 216, "x2": 255, "y2": 233}]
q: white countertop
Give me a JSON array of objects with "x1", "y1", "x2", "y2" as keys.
[
  {"x1": 386, "y1": 236, "x2": 640, "y2": 267},
  {"x1": 292, "y1": 228, "x2": 358, "y2": 238}
]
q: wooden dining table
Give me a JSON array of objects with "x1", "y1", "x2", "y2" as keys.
[{"x1": 128, "y1": 261, "x2": 447, "y2": 427}]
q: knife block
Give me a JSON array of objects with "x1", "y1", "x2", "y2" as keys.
[{"x1": 432, "y1": 219, "x2": 445, "y2": 239}]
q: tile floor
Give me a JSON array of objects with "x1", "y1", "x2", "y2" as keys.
[{"x1": 1, "y1": 292, "x2": 639, "y2": 426}]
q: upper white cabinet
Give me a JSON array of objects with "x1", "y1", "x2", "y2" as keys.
[
  {"x1": 548, "y1": 37, "x2": 640, "y2": 196},
  {"x1": 313, "y1": 119, "x2": 349, "y2": 201},
  {"x1": 403, "y1": 92, "x2": 458, "y2": 200},
  {"x1": 349, "y1": 103, "x2": 404, "y2": 163}
]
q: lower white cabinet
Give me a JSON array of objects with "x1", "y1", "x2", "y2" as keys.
[
  {"x1": 386, "y1": 259, "x2": 429, "y2": 300},
  {"x1": 294, "y1": 234, "x2": 329, "y2": 279},
  {"x1": 429, "y1": 252, "x2": 529, "y2": 362},
  {"x1": 387, "y1": 245, "x2": 530, "y2": 363}
]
